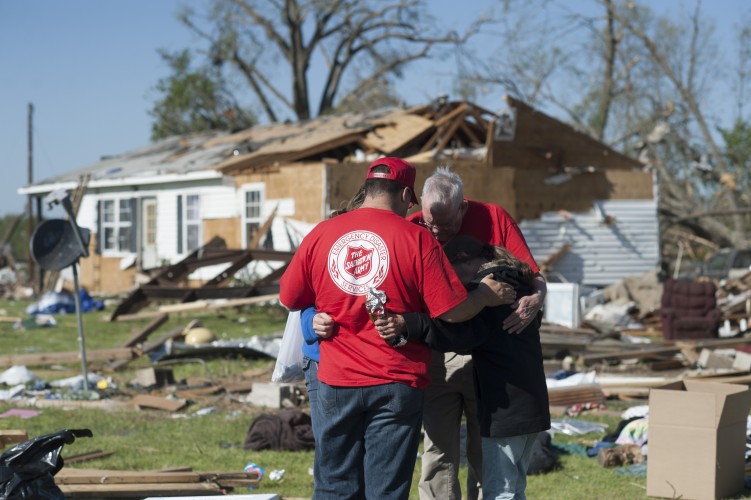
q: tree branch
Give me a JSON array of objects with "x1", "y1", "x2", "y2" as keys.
[{"x1": 611, "y1": 2, "x2": 744, "y2": 241}]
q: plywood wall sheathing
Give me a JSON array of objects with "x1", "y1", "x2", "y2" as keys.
[
  {"x1": 511, "y1": 167, "x2": 652, "y2": 221},
  {"x1": 499, "y1": 96, "x2": 641, "y2": 170},
  {"x1": 80, "y1": 253, "x2": 137, "y2": 295},
  {"x1": 203, "y1": 217, "x2": 241, "y2": 249},
  {"x1": 235, "y1": 163, "x2": 326, "y2": 224},
  {"x1": 361, "y1": 114, "x2": 435, "y2": 153}
]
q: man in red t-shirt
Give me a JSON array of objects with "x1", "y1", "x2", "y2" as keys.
[
  {"x1": 280, "y1": 158, "x2": 509, "y2": 500},
  {"x1": 406, "y1": 166, "x2": 547, "y2": 500}
]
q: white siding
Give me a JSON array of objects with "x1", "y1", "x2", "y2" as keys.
[
  {"x1": 156, "y1": 190, "x2": 179, "y2": 261},
  {"x1": 76, "y1": 196, "x2": 98, "y2": 230},
  {"x1": 201, "y1": 186, "x2": 242, "y2": 219},
  {"x1": 519, "y1": 199, "x2": 659, "y2": 287},
  {"x1": 81, "y1": 179, "x2": 239, "y2": 264}
]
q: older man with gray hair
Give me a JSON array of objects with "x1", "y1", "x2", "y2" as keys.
[{"x1": 407, "y1": 166, "x2": 546, "y2": 500}]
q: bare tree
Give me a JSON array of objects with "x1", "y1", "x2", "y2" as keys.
[
  {"x1": 609, "y1": 1, "x2": 747, "y2": 246},
  {"x1": 461, "y1": 0, "x2": 751, "y2": 262},
  {"x1": 178, "y1": 0, "x2": 489, "y2": 123}
]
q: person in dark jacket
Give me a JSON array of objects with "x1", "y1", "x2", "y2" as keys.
[{"x1": 375, "y1": 234, "x2": 550, "y2": 500}]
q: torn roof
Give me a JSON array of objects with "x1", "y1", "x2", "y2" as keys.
[
  {"x1": 22, "y1": 101, "x2": 499, "y2": 191},
  {"x1": 21, "y1": 97, "x2": 639, "y2": 193},
  {"x1": 211, "y1": 101, "x2": 498, "y2": 174},
  {"x1": 26, "y1": 130, "x2": 232, "y2": 189}
]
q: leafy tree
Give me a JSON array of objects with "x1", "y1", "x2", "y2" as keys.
[
  {"x1": 175, "y1": 0, "x2": 488, "y2": 123},
  {"x1": 149, "y1": 49, "x2": 255, "y2": 140}
]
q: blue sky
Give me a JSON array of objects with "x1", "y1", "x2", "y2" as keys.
[{"x1": 0, "y1": 0, "x2": 747, "y2": 217}]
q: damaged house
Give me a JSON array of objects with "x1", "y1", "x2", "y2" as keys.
[{"x1": 18, "y1": 96, "x2": 656, "y2": 300}]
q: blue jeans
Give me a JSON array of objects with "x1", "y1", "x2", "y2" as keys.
[
  {"x1": 313, "y1": 381, "x2": 424, "y2": 500},
  {"x1": 303, "y1": 356, "x2": 320, "y2": 442},
  {"x1": 481, "y1": 432, "x2": 540, "y2": 500}
]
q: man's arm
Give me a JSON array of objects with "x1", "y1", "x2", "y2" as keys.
[
  {"x1": 438, "y1": 275, "x2": 515, "y2": 323},
  {"x1": 373, "y1": 312, "x2": 484, "y2": 352}
]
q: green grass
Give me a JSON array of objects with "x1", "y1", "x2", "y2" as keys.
[
  {"x1": 1, "y1": 405, "x2": 650, "y2": 499},
  {"x1": 0, "y1": 297, "x2": 287, "y2": 381},
  {"x1": 1, "y1": 298, "x2": 749, "y2": 499}
]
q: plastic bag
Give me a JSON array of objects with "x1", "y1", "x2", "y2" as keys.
[
  {"x1": 271, "y1": 310, "x2": 305, "y2": 383},
  {"x1": 0, "y1": 428, "x2": 92, "y2": 500}
]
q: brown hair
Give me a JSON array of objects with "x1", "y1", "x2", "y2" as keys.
[
  {"x1": 331, "y1": 185, "x2": 366, "y2": 217},
  {"x1": 443, "y1": 234, "x2": 535, "y2": 285},
  {"x1": 480, "y1": 247, "x2": 535, "y2": 285}
]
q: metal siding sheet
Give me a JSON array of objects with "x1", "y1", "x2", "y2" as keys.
[{"x1": 519, "y1": 199, "x2": 659, "y2": 286}]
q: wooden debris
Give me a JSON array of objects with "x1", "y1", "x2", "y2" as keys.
[
  {"x1": 600, "y1": 387, "x2": 651, "y2": 399},
  {"x1": 108, "y1": 236, "x2": 292, "y2": 321},
  {"x1": 58, "y1": 481, "x2": 223, "y2": 497},
  {"x1": 108, "y1": 325, "x2": 188, "y2": 371},
  {"x1": 114, "y1": 293, "x2": 281, "y2": 321},
  {"x1": 0, "y1": 348, "x2": 133, "y2": 369},
  {"x1": 159, "y1": 293, "x2": 281, "y2": 314},
  {"x1": 578, "y1": 335, "x2": 751, "y2": 365},
  {"x1": 685, "y1": 370, "x2": 751, "y2": 385},
  {"x1": 546, "y1": 384, "x2": 604, "y2": 407},
  {"x1": 56, "y1": 467, "x2": 260, "y2": 498},
  {"x1": 646, "y1": 359, "x2": 686, "y2": 371},
  {"x1": 120, "y1": 313, "x2": 169, "y2": 348},
  {"x1": 129, "y1": 394, "x2": 187, "y2": 412},
  {"x1": 8, "y1": 398, "x2": 132, "y2": 411},
  {"x1": 64, "y1": 450, "x2": 115, "y2": 464},
  {"x1": 174, "y1": 385, "x2": 223, "y2": 400},
  {"x1": 0, "y1": 430, "x2": 28, "y2": 448}
]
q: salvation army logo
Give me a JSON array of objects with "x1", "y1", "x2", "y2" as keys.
[
  {"x1": 344, "y1": 245, "x2": 373, "y2": 278},
  {"x1": 328, "y1": 231, "x2": 389, "y2": 295}
]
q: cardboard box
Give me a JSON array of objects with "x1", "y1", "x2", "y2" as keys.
[{"x1": 647, "y1": 380, "x2": 751, "y2": 500}]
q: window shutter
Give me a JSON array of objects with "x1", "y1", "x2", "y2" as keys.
[
  {"x1": 128, "y1": 198, "x2": 138, "y2": 252},
  {"x1": 95, "y1": 200, "x2": 102, "y2": 254},
  {"x1": 177, "y1": 195, "x2": 183, "y2": 254}
]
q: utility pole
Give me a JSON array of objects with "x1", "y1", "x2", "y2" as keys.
[{"x1": 27, "y1": 102, "x2": 36, "y2": 294}]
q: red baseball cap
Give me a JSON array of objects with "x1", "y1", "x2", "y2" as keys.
[{"x1": 366, "y1": 157, "x2": 419, "y2": 204}]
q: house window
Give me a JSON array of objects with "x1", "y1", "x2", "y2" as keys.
[
  {"x1": 184, "y1": 194, "x2": 201, "y2": 251},
  {"x1": 243, "y1": 183, "x2": 274, "y2": 248},
  {"x1": 101, "y1": 199, "x2": 134, "y2": 252},
  {"x1": 245, "y1": 189, "x2": 261, "y2": 245},
  {"x1": 144, "y1": 201, "x2": 157, "y2": 247}
]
